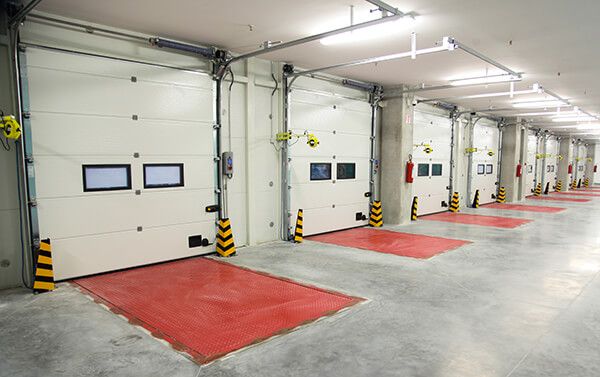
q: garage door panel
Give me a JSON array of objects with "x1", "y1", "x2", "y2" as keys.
[
  {"x1": 26, "y1": 48, "x2": 212, "y2": 90},
  {"x1": 30, "y1": 112, "x2": 213, "y2": 156},
  {"x1": 291, "y1": 183, "x2": 336, "y2": 209},
  {"x1": 34, "y1": 156, "x2": 213, "y2": 198},
  {"x1": 290, "y1": 101, "x2": 335, "y2": 132},
  {"x1": 334, "y1": 134, "x2": 371, "y2": 157},
  {"x1": 292, "y1": 90, "x2": 369, "y2": 113},
  {"x1": 37, "y1": 195, "x2": 137, "y2": 239},
  {"x1": 302, "y1": 204, "x2": 369, "y2": 236},
  {"x1": 52, "y1": 222, "x2": 216, "y2": 280},
  {"x1": 28, "y1": 67, "x2": 135, "y2": 115},
  {"x1": 289, "y1": 133, "x2": 335, "y2": 158},
  {"x1": 37, "y1": 188, "x2": 214, "y2": 239},
  {"x1": 28, "y1": 66, "x2": 213, "y2": 122},
  {"x1": 138, "y1": 82, "x2": 213, "y2": 121},
  {"x1": 290, "y1": 157, "x2": 369, "y2": 183}
]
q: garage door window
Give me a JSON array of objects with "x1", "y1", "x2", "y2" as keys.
[
  {"x1": 144, "y1": 163, "x2": 185, "y2": 188},
  {"x1": 431, "y1": 164, "x2": 443, "y2": 176},
  {"x1": 486, "y1": 164, "x2": 493, "y2": 174},
  {"x1": 337, "y1": 163, "x2": 356, "y2": 180},
  {"x1": 310, "y1": 163, "x2": 332, "y2": 181},
  {"x1": 417, "y1": 163, "x2": 429, "y2": 177},
  {"x1": 477, "y1": 164, "x2": 485, "y2": 174},
  {"x1": 82, "y1": 164, "x2": 132, "y2": 192}
]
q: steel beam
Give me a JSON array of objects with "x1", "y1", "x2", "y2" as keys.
[
  {"x1": 454, "y1": 40, "x2": 520, "y2": 77},
  {"x1": 288, "y1": 39, "x2": 455, "y2": 78},
  {"x1": 226, "y1": 13, "x2": 405, "y2": 67},
  {"x1": 365, "y1": 0, "x2": 403, "y2": 15},
  {"x1": 8, "y1": 0, "x2": 43, "y2": 28}
]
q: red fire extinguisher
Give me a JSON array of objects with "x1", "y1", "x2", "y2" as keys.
[
  {"x1": 568, "y1": 164, "x2": 573, "y2": 174},
  {"x1": 516, "y1": 163, "x2": 522, "y2": 177},
  {"x1": 406, "y1": 156, "x2": 414, "y2": 183}
]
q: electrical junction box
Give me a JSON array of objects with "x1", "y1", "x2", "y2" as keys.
[{"x1": 222, "y1": 151, "x2": 233, "y2": 178}]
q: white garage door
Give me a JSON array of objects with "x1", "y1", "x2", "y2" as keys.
[
  {"x1": 525, "y1": 131, "x2": 539, "y2": 195},
  {"x1": 23, "y1": 48, "x2": 216, "y2": 280},
  {"x1": 544, "y1": 137, "x2": 558, "y2": 191},
  {"x1": 471, "y1": 121, "x2": 500, "y2": 205},
  {"x1": 289, "y1": 82, "x2": 371, "y2": 236},
  {"x1": 413, "y1": 106, "x2": 452, "y2": 215}
]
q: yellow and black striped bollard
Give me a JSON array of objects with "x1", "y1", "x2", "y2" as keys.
[
  {"x1": 294, "y1": 209, "x2": 303, "y2": 243},
  {"x1": 216, "y1": 218, "x2": 236, "y2": 257},
  {"x1": 33, "y1": 239, "x2": 55, "y2": 293},
  {"x1": 472, "y1": 189, "x2": 480, "y2": 208},
  {"x1": 369, "y1": 201, "x2": 383, "y2": 227},
  {"x1": 449, "y1": 192, "x2": 460, "y2": 212},
  {"x1": 496, "y1": 187, "x2": 506, "y2": 203},
  {"x1": 411, "y1": 197, "x2": 418, "y2": 221}
]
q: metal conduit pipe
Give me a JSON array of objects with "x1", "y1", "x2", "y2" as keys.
[
  {"x1": 9, "y1": 27, "x2": 35, "y2": 288},
  {"x1": 496, "y1": 121, "x2": 504, "y2": 196},
  {"x1": 466, "y1": 116, "x2": 482, "y2": 206},
  {"x1": 281, "y1": 70, "x2": 292, "y2": 240},
  {"x1": 448, "y1": 110, "x2": 458, "y2": 205},
  {"x1": 214, "y1": 77, "x2": 224, "y2": 220}
]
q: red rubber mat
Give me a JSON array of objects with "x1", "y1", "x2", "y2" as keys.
[
  {"x1": 422, "y1": 212, "x2": 532, "y2": 228},
  {"x1": 74, "y1": 258, "x2": 361, "y2": 364},
  {"x1": 307, "y1": 228, "x2": 470, "y2": 259},
  {"x1": 552, "y1": 192, "x2": 600, "y2": 197},
  {"x1": 528, "y1": 196, "x2": 590, "y2": 203},
  {"x1": 483, "y1": 203, "x2": 566, "y2": 213}
]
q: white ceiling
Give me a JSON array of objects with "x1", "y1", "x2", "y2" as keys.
[{"x1": 35, "y1": 0, "x2": 600, "y2": 140}]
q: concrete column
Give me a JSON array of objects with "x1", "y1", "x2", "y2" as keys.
[
  {"x1": 499, "y1": 123, "x2": 522, "y2": 202},
  {"x1": 557, "y1": 137, "x2": 573, "y2": 189},
  {"x1": 380, "y1": 93, "x2": 414, "y2": 225}
]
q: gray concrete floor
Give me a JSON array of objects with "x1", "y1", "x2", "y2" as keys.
[{"x1": 2, "y1": 197, "x2": 600, "y2": 377}]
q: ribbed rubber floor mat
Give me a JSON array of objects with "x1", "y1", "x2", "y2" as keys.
[
  {"x1": 74, "y1": 258, "x2": 361, "y2": 363},
  {"x1": 552, "y1": 192, "x2": 600, "y2": 197},
  {"x1": 528, "y1": 196, "x2": 590, "y2": 203},
  {"x1": 423, "y1": 212, "x2": 532, "y2": 228},
  {"x1": 308, "y1": 228, "x2": 470, "y2": 259},
  {"x1": 484, "y1": 203, "x2": 566, "y2": 213}
]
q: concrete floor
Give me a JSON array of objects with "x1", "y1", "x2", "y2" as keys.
[{"x1": 2, "y1": 197, "x2": 600, "y2": 377}]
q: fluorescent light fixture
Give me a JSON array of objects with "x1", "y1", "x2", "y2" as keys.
[
  {"x1": 450, "y1": 74, "x2": 521, "y2": 86},
  {"x1": 512, "y1": 100, "x2": 568, "y2": 108},
  {"x1": 576, "y1": 124, "x2": 600, "y2": 130},
  {"x1": 454, "y1": 83, "x2": 540, "y2": 100},
  {"x1": 320, "y1": 16, "x2": 417, "y2": 45},
  {"x1": 514, "y1": 110, "x2": 575, "y2": 117},
  {"x1": 551, "y1": 116, "x2": 597, "y2": 122}
]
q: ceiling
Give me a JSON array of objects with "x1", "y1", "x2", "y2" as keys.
[{"x1": 34, "y1": 0, "x2": 600, "y2": 141}]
